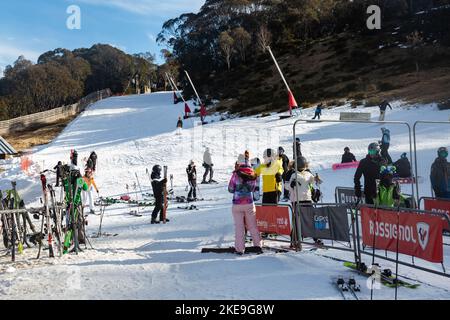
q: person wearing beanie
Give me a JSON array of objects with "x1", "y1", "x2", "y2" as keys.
[
  {"x1": 228, "y1": 154, "x2": 261, "y2": 255},
  {"x1": 430, "y1": 147, "x2": 449, "y2": 199}
]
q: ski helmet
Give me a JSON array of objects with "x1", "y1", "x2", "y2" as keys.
[
  {"x1": 263, "y1": 148, "x2": 274, "y2": 159},
  {"x1": 368, "y1": 143, "x2": 380, "y2": 156},
  {"x1": 380, "y1": 165, "x2": 396, "y2": 176},
  {"x1": 401, "y1": 152, "x2": 407, "y2": 159},
  {"x1": 189, "y1": 159, "x2": 195, "y2": 166},
  {"x1": 296, "y1": 156, "x2": 308, "y2": 171},
  {"x1": 278, "y1": 146, "x2": 285, "y2": 155},
  {"x1": 438, "y1": 147, "x2": 448, "y2": 158},
  {"x1": 152, "y1": 165, "x2": 162, "y2": 174},
  {"x1": 344, "y1": 147, "x2": 350, "y2": 152}
]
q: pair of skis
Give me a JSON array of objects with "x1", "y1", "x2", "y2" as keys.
[{"x1": 335, "y1": 276, "x2": 360, "y2": 300}]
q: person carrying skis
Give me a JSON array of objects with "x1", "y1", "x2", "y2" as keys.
[
  {"x1": 202, "y1": 147, "x2": 215, "y2": 184},
  {"x1": 255, "y1": 148, "x2": 284, "y2": 204},
  {"x1": 393, "y1": 153, "x2": 412, "y2": 178},
  {"x1": 341, "y1": 147, "x2": 357, "y2": 163},
  {"x1": 186, "y1": 160, "x2": 198, "y2": 201},
  {"x1": 228, "y1": 154, "x2": 262, "y2": 255},
  {"x1": 312, "y1": 103, "x2": 323, "y2": 120},
  {"x1": 378, "y1": 100, "x2": 392, "y2": 121},
  {"x1": 430, "y1": 147, "x2": 450, "y2": 199},
  {"x1": 278, "y1": 147, "x2": 290, "y2": 201},
  {"x1": 287, "y1": 156, "x2": 323, "y2": 246},
  {"x1": 375, "y1": 165, "x2": 402, "y2": 207},
  {"x1": 379, "y1": 127, "x2": 392, "y2": 164},
  {"x1": 82, "y1": 168, "x2": 99, "y2": 215},
  {"x1": 53, "y1": 161, "x2": 63, "y2": 187},
  {"x1": 354, "y1": 143, "x2": 383, "y2": 204},
  {"x1": 151, "y1": 165, "x2": 169, "y2": 224}
]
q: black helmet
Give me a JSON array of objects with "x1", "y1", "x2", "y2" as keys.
[
  {"x1": 152, "y1": 165, "x2": 162, "y2": 174},
  {"x1": 278, "y1": 146, "x2": 285, "y2": 154},
  {"x1": 344, "y1": 147, "x2": 350, "y2": 152},
  {"x1": 296, "y1": 156, "x2": 308, "y2": 171},
  {"x1": 264, "y1": 148, "x2": 274, "y2": 159}
]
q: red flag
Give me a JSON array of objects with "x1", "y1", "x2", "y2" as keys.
[
  {"x1": 184, "y1": 103, "x2": 191, "y2": 114},
  {"x1": 200, "y1": 104, "x2": 207, "y2": 117},
  {"x1": 288, "y1": 91, "x2": 298, "y2": 112}
]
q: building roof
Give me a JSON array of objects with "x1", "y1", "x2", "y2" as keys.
[{"x1": 0, "y1": 136, "x2": 17, "y2": 155}]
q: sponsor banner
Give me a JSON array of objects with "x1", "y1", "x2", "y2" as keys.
[
  {"x1": 336, "y1": 187, "x2": 365, "y2": 204},
  {"x1": 360, "y1": 206, "x2": 444, "y2": 263},
  {"x1": 299, "y1": 206, "x2": 350, "y2": 242},
  {"x1": 424, "y1": 198, "x2": 450, "y2": 231},
  {"x1": 256, "y1": 205, "x2": 291, "y2": 236}
]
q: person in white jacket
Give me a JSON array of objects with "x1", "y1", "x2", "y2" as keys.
[
  {"x1": 202, "y1": 147, "x2": 216, "y2": 183},
  {"x1": 287, "y1": 156, "x2": 322, "y2": 246}
]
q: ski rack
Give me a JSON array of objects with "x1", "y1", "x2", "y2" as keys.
[{"x1": 413, "y1": 120, "x2": 450, "y2": 204}]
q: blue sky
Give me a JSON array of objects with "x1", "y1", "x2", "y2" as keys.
[{"x1": 0, "y1": 0, "x2": 204, "y2": 76}]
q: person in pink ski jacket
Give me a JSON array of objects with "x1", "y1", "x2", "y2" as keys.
[{"x1": 228, "y1": 154, "x2": 262, "y2": 255}]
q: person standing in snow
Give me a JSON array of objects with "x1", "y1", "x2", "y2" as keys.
[
  {"x1": 86, "y1": 151, "x2": 97, "y2": 172},
  {"x1": 354, "y1": 143, "x2": 383, "y2": 204},
  {"x1": 375, "y1": 165, "x2": 402, "y2": 207},
  {"x1": 228, "y1": 154, "x2": 262, "y2": 255},
  {"x1": 255, "y1": 148, "x2": 284, "y2": 204},
  {"x1": 287, "y1": 156, "x2": 323, "y2": 246},
  {"x1": 176, "y1": 117, "x2": 183, "y2": 135},
  {"x1": 278, "y1": 147, "x2": 290, "y2": 200},
  {"x1": 53, "y1": 161, "x2": 63, "y2": 187},
  {"x1": 70, "y1": 149, "x2": 78, "y2": 168},
  {"x1": 82, "y1": 168, "x2": 99, "y2": 215},
  {"x1": 380, "y1": 128, "x2": 393, "y2": 165},
  {"x1": 312, "y1": 103, "x2": 323, "y2": 120},
  {"x1": 430, "y1": 147, "x2": 450, "y2": 199},
  {"x1": 393, "y1": 153, "x2": 412, "y2": 178},
  {"x1": 151, "y1": 165, "x2": 169, "y2": 224},
  {"x1": 341, "y1": 147, "x2": 357, "y2": 163},
  {"x1": 202, "y1": 147, "x2": 215, "y2": 184},
  {"x1": 378, "y1": 100, "x2": 392, "y2": 121},
  {"x1": 186, "y1": 160, "x2": 197, "y2": 201}
]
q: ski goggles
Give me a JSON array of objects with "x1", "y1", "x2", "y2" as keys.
[
  {"x1": 368, "y1": 149, "x2": 379, "y2": 156},
  {"x1": 439, "y1": 150, "x2": 448, "y2": 158},
  {"x1": 380, "y1": 165, "x2": 396, "y2": 175}
]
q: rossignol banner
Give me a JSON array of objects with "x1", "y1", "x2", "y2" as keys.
[
  {"x1": 423, "y1": 198, "x2": 450, "y2": 231},
  {"x1": 360, "y1": 206, "x2": 444, "y2": 263},
  {"x1": 299, "y1": 206, "x2": 350, "y2": 242},
  {"x1": 335, "y1": 187, "x2": 365, "y2": 204},
  {"x1": 255, "y1": 205, "x2": 291, "y2": 236}
]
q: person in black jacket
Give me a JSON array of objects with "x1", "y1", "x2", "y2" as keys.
[
  {"x1": 393, "y1": 153, "x2": 412, "y2": 178},
  {"x1": 87, "y1": 151, "x2": 97, "y2": 171},
  {"x1": 379, "y1": 100, "x2": 392, "y2": 121},
  {"x1": 53, "y1": 161, "x2": 63, "y2": 187},
  {"x1": 151, "y1": 165, "x2": 168, "y2": 224},
  {"x1": 354, "y1": 143, "x2": 383, "y2": 204},
  {"x1": 293, "y1": 137, "x2": 302, "y2": 159},
  {"x1": 430, "y1": 147, "x2": 449, "y2": 199},
  {"x1": 278, "y1": 147, "x2": 290, "y2": 200},
  {"x1": 341, "y1": 147, "x2": 357, "y2": 163},
  {"x1": 186, "y1": 160, "x2": 197, "y2": 201}
]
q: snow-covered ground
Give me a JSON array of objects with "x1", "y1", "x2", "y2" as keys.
[{"x1": 1, "y1": 92, "x2": 450, "y2": 300}]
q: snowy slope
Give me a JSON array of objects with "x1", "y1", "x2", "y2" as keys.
[{"x1": 1, "y1": 92, "x2": 450, "y2": 300}]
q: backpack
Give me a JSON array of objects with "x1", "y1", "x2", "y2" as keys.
[{"x1": 310, "y1": 185, "x2": 321, "y2": 203}]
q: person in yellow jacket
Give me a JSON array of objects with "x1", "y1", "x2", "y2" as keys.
[
  {"x1": 82, "y1": 168, "x2": 99, "y2": 215},
  {"x1": 255, "y1": 148, "x2": 284, "y2": 204}
]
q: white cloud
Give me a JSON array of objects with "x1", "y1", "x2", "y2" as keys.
[
  {"x1": 0, "y1": 44, "x2": 41, "y2": 78},
  {"x1": 74, "y1": 0, "x2": 204, "y2": 16},
  {"x1": 147, "y1": 33, "x2": 156, "y2": 43}
]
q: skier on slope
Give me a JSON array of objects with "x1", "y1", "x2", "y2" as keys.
[
  {"x1": 151, "y1": 165, "x2": 169, "y2": 224},
  {"x1": 354, "y1": 143, "x2": 383, "y2": 204},
  {"x1": 379, "y1": 128, "x2": 393, "y2": 164},
  {"x1": 278, "y1": 147, "x2": 290, "y2": 201},
  {"x1": 186, "y1": 160, "x2": 198, "y2": 201},
  {"x1": 228, "y1": 154, "x2": 262, "y2": 255},
  {"x1": 202, "y1": 147, "x2": 215, "y2": 184},
  {"x1": 312, "y1": 103, "x2": 323, "y2": 120},
  {"x1": 430, "y1": 147, "x2": 450, "y2": 199},
  {"x1": 255, "y1": 148, "x2": 284, "y2": 204},
  {"x1": 82, "y1": 168, "x2": 99, "y2": 215},
  {"x1": 53, "y1": 161, "x2": 63, "y2": 187},
  {"x1": 393, "y1": 153, "x2": 412, "y2": 178},
  {"x1": 176, "y1": 116, "x2": 183, "y2": 135},
  {"x1": 287, "y1": 156, "x2": 323, "y2": 246},
  {"x1": 341, "y1": 147, "x2": 357, "y2": 163},
  {"x1": 378, "y1": 100, "x2": 392, "y2": 121}
]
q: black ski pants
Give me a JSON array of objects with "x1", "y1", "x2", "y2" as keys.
[{"x1": 152, "y1": 198, "x2": 164, "y2": 221}]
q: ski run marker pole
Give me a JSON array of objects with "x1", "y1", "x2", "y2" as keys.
[{"x1": 184, "y1": 70, "x2": 203, "y2": 106}]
